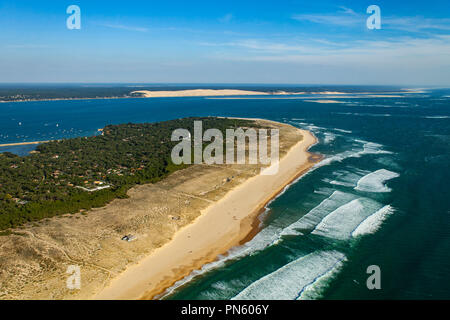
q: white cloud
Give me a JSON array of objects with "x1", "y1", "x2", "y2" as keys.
[
  {"x1": 292, "y1": 13, "x2": 361, "y2": 26},
  {"x1": 292, "y1": 7, "x2": 450, "y2": 33},
  {"x1": 201, "y1": 36, "x2": 450, "y2": 75},
  {"x1": 383, "y1": 17, "x2": 450, "y2": 32},
  {"x1": 338, "y1": 6, "x2": 358, "y2": 16},
  {"x1": 99, "y1": 23, "x2": 149, "y2": 32},
  {"x1": 199, "y1": 39, "x2": 313, "y2": 52}
]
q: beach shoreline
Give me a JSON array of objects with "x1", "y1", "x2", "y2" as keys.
[
  {"x1": 0, "y1": 141, "x2": 51, "y2": 147},
  {"x1": 0, "y1": 88, "x2": 419, "y2": 104},
  {"x1": 93, "y1": 125, "x2": 320, "y2": 300},
  {"x1": 130, "y1": 89, "x2": 272, "y2": 98}
]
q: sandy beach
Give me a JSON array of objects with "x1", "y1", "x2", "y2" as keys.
[
  {"x1": 94, "y1": 127, "x2": 318, "y2": 300},
  {"x1": 131, "y1": 89, "x2": 271, "y2": 98},
  {"x1": 0, "y1": 90, "x2": 412, "y2": 103},
  {"x1": 130, "y1": 89, "x2": 353, "y2": 98},
  {"x1": 0, "y1": 119, "x2": 319, "y2": 300},
  {"x1": 0, "y1": 141, "x2": 50, "y2": 147}
]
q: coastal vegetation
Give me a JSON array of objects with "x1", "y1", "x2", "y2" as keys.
[
  {"x1": 0, "y1": 85, "x2": 401, "y2": 102},
  {"x1": 0, "y1": 85, "x2": 133, "y2": 101},
  {"x1": 0, "y1": 117, "x2": 258, "y2": 231}
]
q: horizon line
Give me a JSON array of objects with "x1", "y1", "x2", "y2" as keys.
[{"x1": 0, "y1": 82, "x2": 443, "y2": 88}]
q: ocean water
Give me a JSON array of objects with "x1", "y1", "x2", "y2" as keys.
[{"x1": 1, "y1": 89, "x2": 449, "y2": 299}]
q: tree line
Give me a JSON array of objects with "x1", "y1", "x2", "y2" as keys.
[{"x1": 0, "y1": 117, "x2": 258, "y2": 231}]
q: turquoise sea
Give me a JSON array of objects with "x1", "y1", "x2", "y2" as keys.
[{"x1": 1, "y1": 88, "x2": 449, "y2": 299}]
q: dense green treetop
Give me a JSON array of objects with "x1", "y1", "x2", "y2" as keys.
[{"x1": 0, "y1": 117, "x2": 258, "y2": 231}]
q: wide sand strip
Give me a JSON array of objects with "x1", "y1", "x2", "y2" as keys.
[
  {"x1": 95, "y1": 129, "x2": 318, "y2": 300},
  {"x1": 0, "y1": 141, "x2": 50, "y2": 147},
  {"x1": 131, "y1": 89, "x2": 271, "y2": 98}
]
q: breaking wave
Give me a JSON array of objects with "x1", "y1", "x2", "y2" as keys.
[
  {"x1": 279, "y1": 191, "x2": 357, "y2": 238},
  {"x1": 323, "y1": 132, "x2": 337, "y2": 144},
  {"x1": 424, "y1": 116, "x2": 450, "y2": 119},
  {"x1": 233, "y1": 251, "x2": 346, "y2": 300},
  {"x1": 322, "y1": 168, "x2": 370, "y2": 187},
  {"x1": 355, "y1": 169, "x2": 400, "y2": 193},
  {"x1": 314, "y1": 141, "x2": 392, "y2": 169},
  {"x1": 311, "y1": 198, "x2": 383, "y2": 240},
  {"x1": 333, "y1": 128, "x2": 352, "y2": 134},
  {"x1": 352, "y1": 205, "x2": 395, "y2": 237}
]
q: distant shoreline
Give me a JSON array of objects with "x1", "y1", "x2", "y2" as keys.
[
  {"x1": 0, "y1": 140, "x2": 50, "y2": 147},
  {"x1": 131, "y1": 89, "x2": 275, "y2": 98},
  {"x1": 0, "y1": 88, "x2": 423, "y2": 103},
  {"x1": 0, "y1": 96, "x2": 128, "y2": 103}
]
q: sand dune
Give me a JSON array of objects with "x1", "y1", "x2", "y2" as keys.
[
  {"x1": 0, "y1": 119, "x2": 319, "y2": 300},
  {"x1": 130, "y1": 89, "x2": 355, "y2": 98},
  {"x1": 94, "y1": 125, "x2": 318, "y2": 300},
  {"x1": 131, "y1": 89, "x2": 271, "y2": 98}
]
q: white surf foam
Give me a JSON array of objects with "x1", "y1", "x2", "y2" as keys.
[
  {"x1": 233, "y1": 251, "x2": 346, "y2": 300},
  {"x1": 289, "y1": 121, "x2": 328, "y2": 133},
  {"x1": 314, "y1": 141, "x2": 393, "y2": 170},
  {"x1": 365, "y1": 104, "x2": 409, "y2": 108},
  {"x1": 204, "y1": 279, "x2": 250, "y2": 299},
  {"x1": 158, "y1": 156, "x2": 326, "y2": 298},
  {"x1": 297, "y1": 255, "x2": 346, "y2": 300},
  {"x1": 306, "y1": 124, "x2": 327, "y2": 132},
  {"x1": 323, "y1": 168, "x2": 370, "y2": 188},
  {"x1": 424, "y1": 116, "x2": 450, "y2": 119},
  {"x1": 279, "y1": 191, "x2": 358, "y2": 238},
  {"x1": 355, "y1": 169, "x2": 400, "y2": 193},
  {"x1": 323, "y1": 132, "x2": 336, "y2": 144},
  {"x1": 352, "y1": 205, "x2": 394, "y2": 237},
  {"x1": 160, "y1": 190, "x2": 381, "y2": 298},
  {"x1": 334, "y1": 112, "x2": 393, "y2": 117},
  {"x1": 158, "y1": 224, "x2": 284, "y2": 298},
  {"x1": 312, "y1": 198, "x2": 383, "y2": 240},
  {"x1": 313, "y1": 187, "x2": 334, "y2": 196},
  {"x1": 333, "y1": 128, "x2": 352, "y2": 134},
  {"x1": 357, "y1": 140, "x2": 393, "y2": 155},
  {"x1": 322, "y1": 178, "x2": 355, "y2": 187},
  {"x1": 159, "y1": 140, "x2": 395, "y2": 298}
]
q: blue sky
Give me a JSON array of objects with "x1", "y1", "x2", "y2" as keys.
[{"x1": 1, "y1": 0, "x2": 450, "y2": 85}]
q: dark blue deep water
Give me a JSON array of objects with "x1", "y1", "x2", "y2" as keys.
[{"x1": 1, "y1": 89, "x2": 449, "y2": 299}]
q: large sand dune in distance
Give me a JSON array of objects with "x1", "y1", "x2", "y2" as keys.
[{"x1": 131, "y1": 89, "x2": 271, "y2": 98}]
